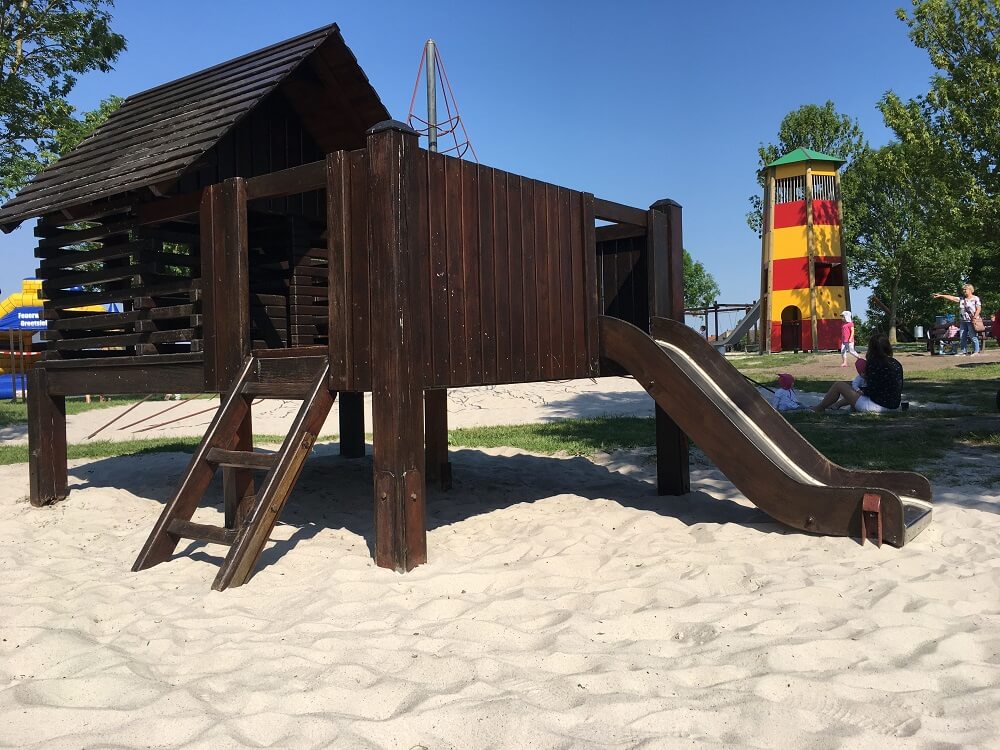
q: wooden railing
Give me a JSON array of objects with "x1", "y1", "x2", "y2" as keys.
[{"x1": 37, "y1": 210, "x2": 202, "y2": 361}]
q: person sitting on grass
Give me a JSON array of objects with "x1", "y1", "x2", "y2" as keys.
[
  {"x1": 831, "y1": 358, "x2": 867, "y2": 410},
  {"x1": 813, "y1": 334, "x2": 903, "y2": 413},
  {"x1": 771, "y1": 373, "x2": 805, "y2": 412}
]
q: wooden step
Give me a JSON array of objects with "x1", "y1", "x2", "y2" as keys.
[
  {"x1": 167, "y1": 519, "x2": 237, "y2": 546},
  {"x1": 240, "y1": 381, "x2": 313, "y2": 399},
  {"x1": 206, "y1": 448, "x2": 277, "y2": 471}
]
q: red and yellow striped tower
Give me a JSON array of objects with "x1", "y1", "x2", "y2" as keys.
[{"x1": 759, "y1": 148, "x2": 851, "y2": 352}]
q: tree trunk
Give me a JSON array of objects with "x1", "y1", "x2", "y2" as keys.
[{"x1": 888, "y1": 275, "x2": 901, "y2": 345}]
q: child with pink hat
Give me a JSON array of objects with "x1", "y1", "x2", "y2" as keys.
[{"x1": 771, "y1": 373, "x2": 804, "y2": 412}]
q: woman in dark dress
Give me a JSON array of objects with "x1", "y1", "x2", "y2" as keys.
[{"x1": 813, "y1": 334, "x2": 903, "y2": 413}]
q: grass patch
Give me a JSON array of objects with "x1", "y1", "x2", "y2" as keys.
[
  {"x1": 0, "y1": 395, "x2": 152, "y2": 429},
  {"x1": 0, "y1": 433, "x2": 335, "y2": 466},
  {"x1": 449, "y1": 417, "x2": 655, "y2": 456}
]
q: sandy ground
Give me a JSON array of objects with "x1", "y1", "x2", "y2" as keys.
[{"x1": 1, "y1": 377, "x2": 998, "y2": 748}]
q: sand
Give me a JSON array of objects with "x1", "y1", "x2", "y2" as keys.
[{"x1": 1, "y1": 379, "x2": 998, "y2": 748}]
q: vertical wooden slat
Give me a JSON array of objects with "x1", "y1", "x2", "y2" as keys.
[
  {"x1": 350, "y1": 151, "x2": 371, "y2": 389},
  {"x1": 445, "y1": 156, "x2": 467, "y2": 384},
  {"x1": 327, "y1": 151, "x2": 351, "y2": 390},
  {"x1": 424, "y1": 388, "x2": 451, "y2": 489},
  {"x1": 462, "y1": 161, "x2": 483, "y2": 384},
  {"x1": 27, "y1": 367, "x2": 67, "y2": 507},
  {"x1": 416, "y1": 151, "x2": 433, "y2": 379},
  {"x1": 428, "y1": 151, "x2": 450, "y2": 386},
  {"x1": 508, "y1": 176, "x2": 526, "y2": 381},
  {"x1": 367, "y1": 122, "x2": 427, "y2": 572},
  {"x1": 534, "y1": 182, "x2": 552, "y2": 378},
  {"x1": 578, "y1": 193, "x2": 597, "y2": 375},
  {"x1": 477, "y1": 166, "x2": 497, "y2": 383},
  {"x1": 558, "y1": 188, "x2": 576, "y2": 378},
  {"x1": 493, "y1": 172, "x2": 512, "y2": 383},
  {"x1": 521, "y1": 178, "x2": 539, "y2": 381}
]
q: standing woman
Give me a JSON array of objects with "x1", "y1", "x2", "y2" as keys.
[
  {"x1": 933, "y1": 284, "x2": 981, "y2": 355},
  {"x1": 813, "y1": 334, "x2": 903, "y2": 413}
]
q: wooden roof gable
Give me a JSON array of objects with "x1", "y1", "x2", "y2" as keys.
[{"x1": 0, "y1": 23, "x2": 389, "y2": 231}]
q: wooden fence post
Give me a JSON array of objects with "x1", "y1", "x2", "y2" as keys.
[
  {"x1": 200, "y1": 178, "x2": 249, "y2": 392},
  {"x1": 648, "y1": 199, "x2": 690, "y2": 496},
  {"x1": 424, "y1": 388, "x2": 452, "y2": 489},
  {"x1": 367, "y1": 120, "x2": 427, "y2": 571},
  {"x1": 27, "y1": 367, "x2": 67, "y2": 506}
]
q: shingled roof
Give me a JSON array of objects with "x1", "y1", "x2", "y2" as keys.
[{"x1": 0, "y1": 23, "x2": 390, "y2": 231}]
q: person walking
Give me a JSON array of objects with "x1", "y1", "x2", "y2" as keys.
[
  {"x1": 839, "y1": 310, "x2": 860, "y2": 366},
  {"x1": 932, "y1": 284, "x2": 982, "y2": 355}
]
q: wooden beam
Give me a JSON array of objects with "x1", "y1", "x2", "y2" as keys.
[
  {"x1": 594, "y1": 198, "x2": 648, "y2": 227},
  {"x1": 648, "y1": 199, "x2": 689, "y2": 496},
  {"x1": 595, "y1": 223, "x2": 646, "y2": 243},
  {"x1": 201, "y1": 179, "x2": 250, "y2": 391},
  {"x1": 424, "y1": 389, "x2": 452, "y2": 489},
  {"x1": 338, "y1": 391, "x2": 365, "y2": 458},
  {"x1": 367, "y1": 121, "x2": 427, "y2": 572},
  {"x1": 244, "y1": 160, "x2": 326, "y2": 200},
  {"x1": 44, "y1": 361, "x2": 205, "y2": 395},
  {"x1": 27, "y1": 367, "x2": 68, "y2": 507}
]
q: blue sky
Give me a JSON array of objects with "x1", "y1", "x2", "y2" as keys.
[{"x1": 0, "y1": 0, "x2": 934, "y2": 324}]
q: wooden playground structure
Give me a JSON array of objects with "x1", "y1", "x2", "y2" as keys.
[{"x1": 1, "y1": 24, "x2": 933, "y2": 589}]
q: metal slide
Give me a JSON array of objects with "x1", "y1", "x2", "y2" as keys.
[
  {"x1": 599, "y1": 315, "x2": 932, "y2": 546},
  {"x1": 712, "y1": 299, "x2": 760, "y2": 353}
]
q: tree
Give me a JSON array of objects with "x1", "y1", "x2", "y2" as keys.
[
  {"x1": 0, "y1": 0, "x2": 126, "y2": 200},
  {"x1": 880, "y1": 0, "x2": 1000, "y2": 313},
  {"x1": 842, "y1": 143, "x2": 970, "y2": 342},
  {"x1": 683, "y1": 249, "x2": 720, "y2": 310},
  {"x1": 746, "y1": 102, "x2": 867, "y2": 236}
]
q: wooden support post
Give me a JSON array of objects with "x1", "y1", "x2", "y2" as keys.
[
  {"x1": 648, "y1": 199, "x2": 690, "y2": 496},
  {"x1": 367, "y1": 121, "x2": 427, "y2": 571},
  {"x1": 201, "y1": 178, "x2": 250, "y2": 392},
  {"x1": 338, "y1": 391, "x2": 366, "y2": 458},
  {"x1": 805, "y1": 167, "x2": 819, "y2": 352},
  {"x1": 424, "y1": 388, "x2": 452, "y2": 490},
  {"x1": 26, "y1": 367, "x2": 67, "y2": 507},
  {"x1": 223, "y1": 400, "x2": 254, "y2": 529}
]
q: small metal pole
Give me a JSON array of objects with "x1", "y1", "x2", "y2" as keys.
[
  {"x1": 8, "y1": 329, "x2": 15, "y2": 402},
  {"x1": 426, "y1": 39, "x2": 438, "y2": 153}
]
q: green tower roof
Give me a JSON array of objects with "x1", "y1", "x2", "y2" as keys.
[{"x1": 766, "y1": 147, "x2": 846, "y2": 168}]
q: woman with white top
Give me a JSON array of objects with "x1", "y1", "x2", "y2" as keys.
[{"x1": 932, "y1": 284, "x2": 981, "y2": 355}]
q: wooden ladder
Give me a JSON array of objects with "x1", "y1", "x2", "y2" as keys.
[{"x1": 132, "y1": 355, "x2": 335, "y2": 590}]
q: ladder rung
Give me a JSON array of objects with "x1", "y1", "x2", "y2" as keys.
[
  {"x1": 168, "y1": 519, "x2": 237, "y2": 546},
  {"x1": 241, "y1": 381, "x2": 313, "y2": 399},
  {"x1": 206, "y1": 448, "x2": 277, "y2": 471}
]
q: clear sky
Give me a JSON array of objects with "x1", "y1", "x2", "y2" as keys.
[{"x1": 0, "y1": 0, "x2": 934, "y2": 325}]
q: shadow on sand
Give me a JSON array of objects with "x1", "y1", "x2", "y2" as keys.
[{"x1": 67, "y1": 441, "x2": 779, "y2": 577}]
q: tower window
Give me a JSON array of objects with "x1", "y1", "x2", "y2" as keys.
[{"x1": 774, "y1": 176, "x2": 805, "y2": 204}]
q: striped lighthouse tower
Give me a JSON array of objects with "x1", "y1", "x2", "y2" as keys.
[{"x1": 759, "y1": 148, "x2": 851, "y2": 353}]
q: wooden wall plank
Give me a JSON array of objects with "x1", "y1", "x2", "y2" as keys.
[
  {"x1": 462, "y1": 161, "x2": 483, "y2": 383},
  {"x1": 507, "y1": 175, "x2": 526, "y2": 382},
  {"x1": 478, "y1": 166, "x2": 498, "y2": 384},
  {"x1": 326, "y1": 151, "x2": 351, "y2": 389},
  {"x1": 428, "y1": 151, "x2": 450, "y2": 386},
  {"x1": 521, "y1": 178, "x2": 539, "y2": 381},
  {"x1": 349, "y1": 150, "x2": 371, "y2": 388},
  {"x1": 534, "y1": 181, "x2": 553, "y2": 379},
  {"x1": 445, "y1": 155, "x2": 467, "y2": 384},
  {"x1": 582, "y1": 193, "x2": 599, "y2": 375},
  {"x1": 559, "y1": 188, "x2": 578, "y2": 377},
  {"x1": 493, "y1": 171, "x2": 512, "y2": 383}
]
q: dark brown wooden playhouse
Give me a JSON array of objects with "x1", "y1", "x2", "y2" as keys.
[{"x1": 2, "y1": 24, "x2": 932, "y2": 590}]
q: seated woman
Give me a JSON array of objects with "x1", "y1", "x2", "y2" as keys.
[{"x1": 813, "y1": 334, "x2": 903, "y2": 413}]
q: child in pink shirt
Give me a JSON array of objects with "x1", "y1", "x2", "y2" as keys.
[{"x1": 840, "y1": 310, "x2": 860, "y2": 366}]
